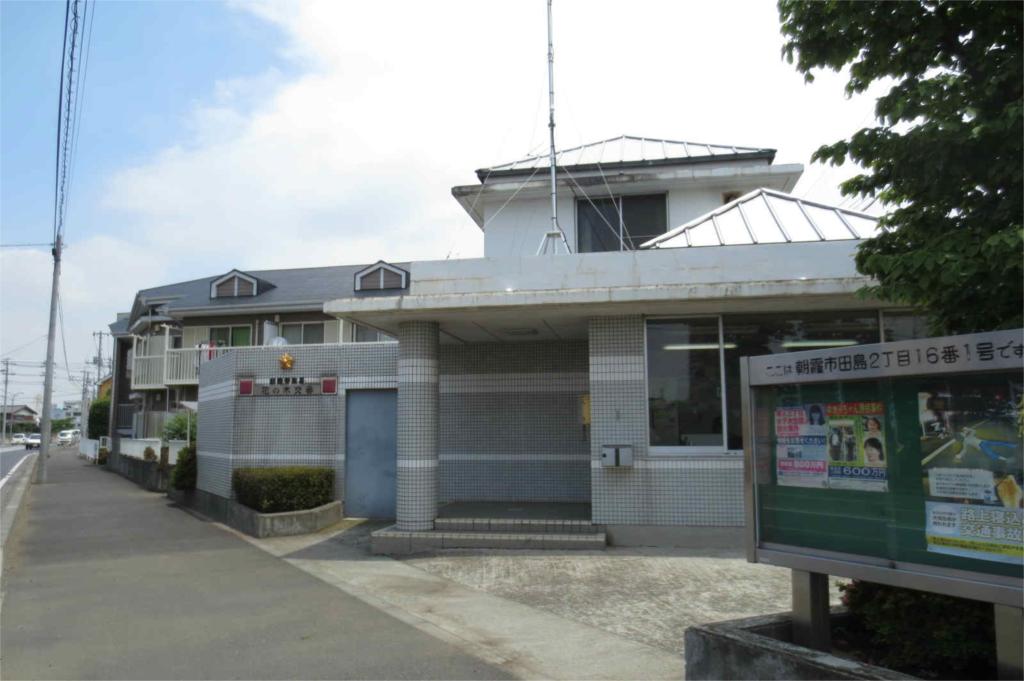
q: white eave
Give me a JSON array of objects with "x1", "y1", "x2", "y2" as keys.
[{"x1": 453, "y1": 163, "x2": 804, "y2": 229}]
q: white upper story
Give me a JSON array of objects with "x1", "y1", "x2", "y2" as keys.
[{"x1": 451, "y1": 135, "x2": 803, "y2": 257}]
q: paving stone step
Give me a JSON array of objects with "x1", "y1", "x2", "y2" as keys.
[
  {"x1": 434, "y1": 517, "x2": 603, "y2": 534},
  {"x1": 371, "y1": 527, "x2": 607, "y2": 554}
]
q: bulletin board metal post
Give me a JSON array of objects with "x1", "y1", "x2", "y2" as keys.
[{"x1": 741, "y1": 329, "x2": 1024, "y2": 677}]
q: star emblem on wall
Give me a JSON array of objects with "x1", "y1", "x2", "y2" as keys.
[{"x1": 278, "y1": 352, "x2": 294, "y2": 370}]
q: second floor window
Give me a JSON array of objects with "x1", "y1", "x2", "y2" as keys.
[
  {"x1": 210, "y1": 326, "x2": 251, "y2": 347},
  {"x1": 577, "y1": 194, "x2": 667, "y2": 252},
  {"x1": 280, "y1": 322, "x2": 325, "y2": 345}
]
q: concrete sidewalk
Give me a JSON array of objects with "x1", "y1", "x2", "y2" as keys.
[{"x1": 0, "y1": 450, "x2": 511, "y2": 680}]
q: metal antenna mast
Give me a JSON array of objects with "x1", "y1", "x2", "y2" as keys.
[{"x1": 537, "y1": 0, "x2": 571, "y2": 256}]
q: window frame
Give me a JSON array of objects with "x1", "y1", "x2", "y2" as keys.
[
  {"x1": 576, "y1": 192, "x2": 667, "y2": 253},
  {"x1": 645, "y1": 311, "x2": 883, "y2": 457},
  {"x1": 645, "y1": 314, "x2": 732, "y2": 456},
  {"x1": 279, "y1": 321, "x2": 326, "y2": 345},
  {"x1": 209, "y1": 271, "x2": 258, "y2": 298},
  {"x1": 208, "y1": 324, "x2": 253, "y2": 347}
]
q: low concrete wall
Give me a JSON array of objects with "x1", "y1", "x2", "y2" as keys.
[
  {"x1": 105, "y1": 450, "x2": 172, "y2": 493},
  {"x1": 684, "y1": 610, "x2": 915, "y2": 680},
  {"x1": 168, "y1": 487, "x2": 341, "y2": 538}
]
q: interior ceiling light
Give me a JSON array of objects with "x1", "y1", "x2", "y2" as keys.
[
  {"x1": 663, "y1": 343, "x2": 737, "y2": 350},
  {"x1": 781, "y1": 340, "x2": 858, "y2": 348}
]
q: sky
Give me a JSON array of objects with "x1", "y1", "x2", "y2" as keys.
[{"x1": 0, "y1": 0, "x2": 882, "y2": 411}]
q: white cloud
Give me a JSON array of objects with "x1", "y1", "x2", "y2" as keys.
[{"x1": 3, "y1": 0, "x2": 885, "y2": 404}]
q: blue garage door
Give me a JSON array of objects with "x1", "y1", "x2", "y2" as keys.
[{"x1": 344, "y1": 389, "x2": 397, "y2": 518}]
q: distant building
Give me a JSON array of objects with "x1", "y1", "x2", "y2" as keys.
[
  {"x1": 2, "y1": 404, "x2": 39, "y2": 430},
  {"x1": 97, "y1": 375, "x2": 113, "y2": 401}
]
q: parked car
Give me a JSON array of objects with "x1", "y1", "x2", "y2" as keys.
[
  {"x1": 11, "y1": 433, "x2": 27, "y2": 445},
  {"x1": 25, "y1": 433, "x2": 42, "y2": 450},
  {"x1": 57, "y1": 429, "x2": 80, "y2": 446}
]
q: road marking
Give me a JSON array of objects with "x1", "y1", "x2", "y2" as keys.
[{"x1": 0, "y1": 452, "x2": 32, "y2": 491}]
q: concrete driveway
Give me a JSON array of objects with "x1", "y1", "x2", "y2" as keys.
[{"x1": 400, "y1": 546, "x2": 844, "y2": 657}]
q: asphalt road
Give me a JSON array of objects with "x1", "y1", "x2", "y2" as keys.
[
  {"x1": 1, "y1": 449, "x2": 512, "y2": 680},
  {"x1": 0, "y1": 445, "x2": 32, "y2": 480}
]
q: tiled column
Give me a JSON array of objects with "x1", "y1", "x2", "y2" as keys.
[{"x1": 396, "y1": 321, "x2": 439, "y2": 531}]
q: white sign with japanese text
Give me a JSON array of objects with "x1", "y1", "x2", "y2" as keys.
[{"x1": 747, "y1": 329, "x2": 1023, "y2": 386}]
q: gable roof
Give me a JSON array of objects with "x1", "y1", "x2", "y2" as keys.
[
  {"x1": 2, "y1": 404, "x2": 37, "y2": 416},
  {"x1": 640, "y1": 188, "x2": 879, "y2": 249},
  {"x1": 476, "y1": 135, "x2": 775, "y2": 181},
  {"x1": 121, "y1": 262, "x2": 410, "y2": 325}
]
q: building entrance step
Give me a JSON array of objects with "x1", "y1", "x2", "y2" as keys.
[
  {"x1": 370, "y1": 525, "x2": 607, "y2": 554},
  {"x1": 433, "y1": 517, "x2": 602, "y2": 534}
]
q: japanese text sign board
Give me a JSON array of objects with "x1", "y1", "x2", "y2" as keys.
[{"x1": 742, "y1": 329, "x2": 1023, "y2": 606}]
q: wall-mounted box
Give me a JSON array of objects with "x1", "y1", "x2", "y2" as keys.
[{"x1": 601, "y1": 445, "x2": 633, "y2": 467}]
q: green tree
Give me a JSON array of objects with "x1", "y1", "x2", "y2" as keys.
[
  {"x1": 51, "y1": 417, "x2": 75, "y2": 432},
  {"x1": 778, "y1": 0, "x2": 1022, "y2": 334},
  {"x1": 87, "y1": 398, "x2": 110, "y2": 439}
]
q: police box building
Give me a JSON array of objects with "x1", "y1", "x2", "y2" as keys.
[{"x1": 137, "y1": 136, "x2": 929, "y2": 552}]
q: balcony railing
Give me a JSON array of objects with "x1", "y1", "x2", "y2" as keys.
[
  {"x1": 131, "y1": 355, "x2": 165, "y2": 390},
  {"x1": 165, "y1": 346, "x2": 232, "y2": 385}
]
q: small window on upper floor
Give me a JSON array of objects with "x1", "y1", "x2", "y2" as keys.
[
  {"x1": 354, "y1": 262, "x2": 409, "y2": 292},
  {"x1": 577, "y1": 194, "x2": 666, "y2": 252},
  {"x1": 210, "y1": 272, "x2": 258, "y2": 298}
]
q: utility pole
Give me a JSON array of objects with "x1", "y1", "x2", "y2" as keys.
[
  {"x1": 80, "y1": 368, "x2": 90, "y2": 431},
  {"x1": 37, "y1": 233, "x2": 62, "y2": 483},
  {"x1": 1, "y1": 359, "x2": 9, "y2": 445}
]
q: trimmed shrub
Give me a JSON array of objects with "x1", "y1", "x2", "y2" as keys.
[
  {"x1": 172, "y1": 446, "x2": 196, "y2": 490},
  {"x1": 838, "y1": 580, "x2": 995, "y2": 678},
  {"x1": 232, "y1": 466, "x2": 333, "y2": 514},
  {"x1": 143, "y1": 446, "x2": 157, "y2": 462},
  {"x1": 88, "y1": 398, "x2": 110, "y2": 439},
  {"x1": 97, "y1": 447, "x2": 109, "y2": 465}
]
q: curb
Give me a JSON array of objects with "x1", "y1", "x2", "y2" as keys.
[{"x1": 1, "y1": 452, "x2": 39, "y2": 559}]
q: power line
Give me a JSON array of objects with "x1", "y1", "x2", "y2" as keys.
[
  {"x1": 50, "y1": 0, "x2": 72, "y2": 242},
  {"x1": 1, "y1": 335, "x2": 49, "y2": 357},
  {"x1": 57, "y1": 293, "x2": 73, "y2": 381},
  {"x1": 63, "y1": 0, "x2": 96, "y2": 225}
]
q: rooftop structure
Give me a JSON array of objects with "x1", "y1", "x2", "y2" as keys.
[
  {"x1": 475, "y1": 134, "x2": 776, "y2": 180},
  {"x1": 641, "y1": 188, "x2": 879, "y2": 249}
]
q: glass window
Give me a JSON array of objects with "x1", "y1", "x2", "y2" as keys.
[
  {"x1": 302, "y1": 323, "x2": 324, "y2": 344},
  {"x1": 647, "y1": 318, "x2": 723, "y2": 448},
  {"x1": 578, "y1": 194, "x2": 667, "y2": 253},
  {"x1": 280, "y1": 324, "x2": 303, "y2": 345},
  {"x1": 882, "y1": 310, "x2": 931, "y2": 342},
  {"x1": 622, "y1": 194, "x2": 668, "y2": 249},
  {"x1": 209, "y1": 327, "x2": 230, "y2": 347},
  {"x1": 230, "y1": 326, "x2": 251, "y2": 347},
  {"x1": 722, "y1": 312, "x2": 880, "y2": 450},
  {"x1": 577, "y1": 198, "x2": 621, "y2": 253},
  {"x1": 354, "y1": 324, "x2": 381, "y2": 342}
]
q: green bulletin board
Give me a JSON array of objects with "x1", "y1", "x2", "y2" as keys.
[{"x1": 754, "y1": 371, "x2": 1023, "y2": 580}]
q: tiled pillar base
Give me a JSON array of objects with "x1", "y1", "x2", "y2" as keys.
[{"x1": 396, "y1": 321, "x2": 439, "y2": 531}]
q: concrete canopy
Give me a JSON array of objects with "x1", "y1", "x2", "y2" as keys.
[{"x1": 324, "y1": 241, "x2": 887, "y2": 344}]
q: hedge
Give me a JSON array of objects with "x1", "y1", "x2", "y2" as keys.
[
  {"x1": 837, "y1": 580, "x2": 995, "y2": 678},
  {"x1": 172, "y1": 446, "x2": 197, "y2": 490},
  {"x1": 232, "y1": 466, "x2": 333, "y2": 514}
]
